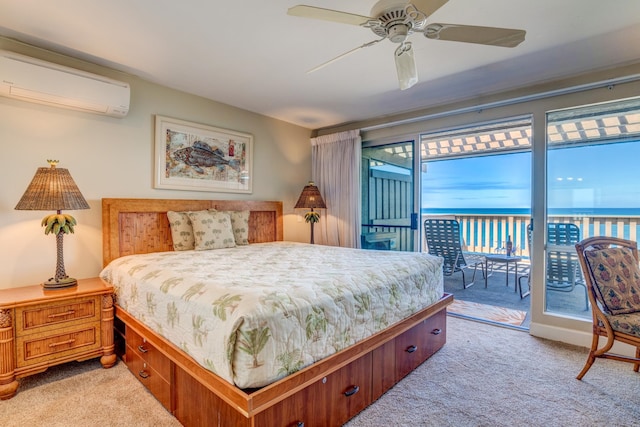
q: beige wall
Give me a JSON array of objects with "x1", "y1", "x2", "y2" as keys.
[{"x1": 0, "y1": 38, "x2": 312, "y2": 289}]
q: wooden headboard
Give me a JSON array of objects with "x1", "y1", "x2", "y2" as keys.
[{"x1": 102, "y1": 198, "x2": 283, "y2": 266}]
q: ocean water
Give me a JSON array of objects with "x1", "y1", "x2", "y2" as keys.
[
  {"x1": 421, "y1": 207, "x2": 640, "y2": 243},
  {"x1": 421, "y1": 207, "x2": 640, "y2": 217}
]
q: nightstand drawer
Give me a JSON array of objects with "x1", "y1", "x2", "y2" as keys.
[
  {"x1": 16, "y1": 296, "x2": 101, "y2": 333},
  {"x1": 16, "y1": 322, "x2": 101, "y2": 367}
]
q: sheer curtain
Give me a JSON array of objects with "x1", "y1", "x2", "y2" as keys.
[{"x1": 311, "y1": 129, "x2": 361, "y2": 248}]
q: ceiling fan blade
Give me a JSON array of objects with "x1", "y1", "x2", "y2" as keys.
[
  {"x1": 308, "y1": 39, "x2": 384, "y2": 74},
  {"x1": 410, "y1": 0, "x2": 449, "y2": 18},
  {"x1": 288, "y1": 5, "x2": 372, "y2": 26},
  {"x1": 424, "y1": 23, "x2": 526, "y2": 47},
  {"x1": 395, "y1": 42, "x2": 418, "y2": 90}
]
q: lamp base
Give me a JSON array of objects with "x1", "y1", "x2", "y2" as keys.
[{"x1": 43, "y1": 277, "x2": 78, "y2": 289}]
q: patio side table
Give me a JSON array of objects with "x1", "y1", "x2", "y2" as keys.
[{"x1": 484, "y1": 254, "x2": 523, "y2": 292}]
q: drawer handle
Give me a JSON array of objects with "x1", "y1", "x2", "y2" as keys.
[
  {"x1": 405, "y1": 345, "x2": 417, "y2": 353},
  {"x1": 344, "y1": 385, "x2": 360, "y2": 397},
  {"x1": 138, "y1": 370, "x2": 150, "y2": 379},
  {"x1": 431, "y1": 328, "x2": 442, "y2": 335},
  {"x1": 49, "y1": 338, "x2": 76, "y2": 348},
  {"x1": 138, "y1": 345, "x2": 149, "y2": 353},
  {"x1": 48, "y1": 310, "x2": 75, "y2": 319},
  {"x1": 295, "y1": 423, "x2": 304, "y2": 427}
]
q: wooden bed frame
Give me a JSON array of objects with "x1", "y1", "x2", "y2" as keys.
[{"x1": 102, "y1": 198, "x2": 452, "y2": 427}]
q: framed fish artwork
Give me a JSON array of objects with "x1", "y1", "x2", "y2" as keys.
[{"x1": 154, "y1": 115, "x2": 253, "y2": 193}]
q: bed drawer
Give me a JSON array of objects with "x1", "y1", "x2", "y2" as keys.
[
  {"x1": 394, "y1": 309, "x2": 446, "y2": 380},
  {"x1": 126, "y1": 345, "x2": 172, "y2": 411},
  {"x1": 254, "y1": 352, "x2": 373, "y2": 427},
  {"x1": 126, "y1": 327, "x2": 171, "y2": 382}
]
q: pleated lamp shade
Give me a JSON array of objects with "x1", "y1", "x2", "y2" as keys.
[{"x1": 15, "y1": 161, "x2": 89, "y2": 211}]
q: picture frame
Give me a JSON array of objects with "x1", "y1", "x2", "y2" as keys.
[{"x1": 154, "y1": 115, "x2": 253, "y2": 193}]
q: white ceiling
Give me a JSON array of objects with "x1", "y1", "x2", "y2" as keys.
[{"x1": 1, "y1": 0, "x2": 640, "y2": 130}]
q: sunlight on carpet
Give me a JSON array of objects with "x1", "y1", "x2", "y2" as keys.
[{"x1": 448, "y1": 299, "x2": 527, "y2": 326}]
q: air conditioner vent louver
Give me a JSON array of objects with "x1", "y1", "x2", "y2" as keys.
[{"x1": 0, "y1": 50, "x2": 130, "y2": 118}]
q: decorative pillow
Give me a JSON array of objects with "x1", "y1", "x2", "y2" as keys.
[
  {"x1": 167, "y1": 211, "x2": 195, "y2": 251},
  {"x1": 187, "y1": 210, "x2": 236, "y2": 250},
  {"x1": 209, "y1": 209, "x2": 250, "y2": 245},
  {"x1": 584, "y1": 247, "x2": 640, "y2": 315}
]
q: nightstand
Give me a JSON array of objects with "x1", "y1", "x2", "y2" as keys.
[{"x1": 0, "y1": 277, "x2": 115, "y2": 400}]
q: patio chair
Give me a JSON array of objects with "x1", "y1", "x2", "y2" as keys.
[
  {"x1": 517, "y1": 223, "x2": 588, "y2": 307},
  {"x1": 424, "y1": 218, "x2": 485, "y2": 289},
  {"x1": 574, "y1": 236, "x2": 640, "y2": 380},
  {"x1": 546, "y1": 223, "x2": 589, "y2": 310}
]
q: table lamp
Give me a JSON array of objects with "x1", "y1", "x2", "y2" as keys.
[
  {"x1": 294, "y1": 181, "x2": 327, "y2": 244},
  {"x1": 15, "y1": 160, "x2": 90, "y2": 289}
]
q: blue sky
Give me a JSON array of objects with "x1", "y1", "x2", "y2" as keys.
[
  {"x1": 422, "y1": 152, "x2": 531, "y2": 209},
  {"x1": 421, "y1": 140, "x2": 640, "y2": 210}
]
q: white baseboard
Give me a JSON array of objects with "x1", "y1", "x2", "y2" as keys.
[
  {"x1": 529, "y1": 322, "x2": 637, "y2": 356},
  {"x1": 529, "y1": 322, "x2": 591, "y2": 347}
]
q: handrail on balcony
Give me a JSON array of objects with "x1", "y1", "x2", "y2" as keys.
[{"x1": 422, "y1": 213, "x2": 640, "y2": 257}]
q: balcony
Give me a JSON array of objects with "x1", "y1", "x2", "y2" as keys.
[{"x1": 418, "y1": 212, "x2": 640, "y2": 328}]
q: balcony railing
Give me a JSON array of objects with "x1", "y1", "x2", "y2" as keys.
[{"x1": 421, "y1": 214, "x2": 640, "y2": 257}]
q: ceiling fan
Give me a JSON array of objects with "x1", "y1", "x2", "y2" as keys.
[{"x1": 288, "y1": 0, "x2": 526, "y2": 90}]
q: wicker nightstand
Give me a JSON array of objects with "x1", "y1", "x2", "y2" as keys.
[{"x1": 0, "y1": 277, "x2": 115, "y2": 400}]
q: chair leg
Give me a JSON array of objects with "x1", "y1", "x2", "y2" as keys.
[
  {"x1": 518, "y1": 275, "x2": 530, "y2": 299},
  {"x1": 577, "y1": 332, "x2": 600, "y2": 380},
  {"x1": 461, "y1": 269, "x2": 474, "y2": 289},
  {"x1": 577, "y1": 326, "x2": 618, "y2": 380},
  {"x1": 576, "y1": 353, "x2": 596, "y2": 380},
  {"x1": 635, "y1": 346, "x2": 640, "y2": 373}
]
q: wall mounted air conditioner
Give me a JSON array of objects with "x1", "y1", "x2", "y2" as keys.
[{"x1": 0, "y1": 50, "x2": 130, "y2": 118}]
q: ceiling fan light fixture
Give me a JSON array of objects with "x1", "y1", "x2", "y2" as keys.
[
  {"x1": 388, "y1": 23, "x2": 409, "y2": 43},
  {"x1": 395, "y1": 42, "x2": 418, "y2": 90}
]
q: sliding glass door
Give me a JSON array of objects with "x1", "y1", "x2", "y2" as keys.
[
  {"x1": 419, "y1": 117, "x2": 532, "y2": 328},
  {"x1": 420, "y1": 117, "x2": 532, "y2": 256},
  {"x1": 545, "y1": 97, "x2": 640, "y2": 319},
  {"x1": 361, "y1": 140, "x2": 418, "y2": 251}
]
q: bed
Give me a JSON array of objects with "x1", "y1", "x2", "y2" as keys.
[{"x1": 101, "y1": 198, "x2": 452, "y2": 427}]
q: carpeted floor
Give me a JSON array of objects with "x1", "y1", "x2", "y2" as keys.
[{"x1": 4, "y1": 316, "x2": 640, "y2": 426}]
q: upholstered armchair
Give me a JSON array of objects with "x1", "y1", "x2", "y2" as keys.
[{"x1": 574, "y1": 236, "x2": 640, "y2": 380}]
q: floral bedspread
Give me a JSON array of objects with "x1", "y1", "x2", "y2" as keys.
[{"x1": 100, "y1": 242, "x2": 444, "y2": 389}]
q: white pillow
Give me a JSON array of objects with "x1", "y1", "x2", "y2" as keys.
[
  {"x1": 209, "y1": 209, "x2": 250, "y2": 245},
  {"x1": 187, "y1": 210, "x2": 236, "y2": 250},
  {"x1": 167, "y1": 211, "x2": 195, "y2": 251}
]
